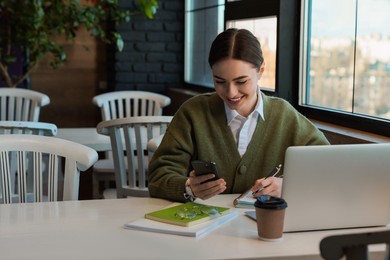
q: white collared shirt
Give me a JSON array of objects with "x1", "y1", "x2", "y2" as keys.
[{"x1": 225, "y1": 88, "x2": 265, "y2": 156}]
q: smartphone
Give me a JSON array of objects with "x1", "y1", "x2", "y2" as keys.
[{"x1": 191, "y1": 160, "x2": 220, "y2": 183}]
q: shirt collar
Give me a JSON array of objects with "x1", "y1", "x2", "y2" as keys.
[{"x1": 225, "y1": 88, "x2": 265, "y2": 125}]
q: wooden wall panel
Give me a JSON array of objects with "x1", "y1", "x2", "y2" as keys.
[{"x1": 30, "y1": 28, "x2": 104, "y2": 127}]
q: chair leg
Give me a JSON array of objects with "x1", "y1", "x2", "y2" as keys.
[
  {"x1": 92, "y1": 175, "x2": 101, "y2": 199},
  {"x1": 92, "y1": 175, "x2": 114, "y2": 199},
  {"x1": 345, "y1": 245, "x2": 368, "y2": 260}
]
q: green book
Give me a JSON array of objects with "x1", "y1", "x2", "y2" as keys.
[{"x1": 144, "y1": 202, "x2": 231, "y2": 227}]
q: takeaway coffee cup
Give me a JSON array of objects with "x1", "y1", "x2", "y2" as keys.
[{"x1": 254, "y1": 195, "x2": 288, "y2": 242}]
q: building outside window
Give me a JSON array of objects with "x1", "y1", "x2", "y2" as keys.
[{"x1": 300, "y1": 0, "x2": 390, "y2": 122}]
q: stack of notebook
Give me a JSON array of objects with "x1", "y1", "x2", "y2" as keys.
[{"x1": 124, "y1": 202, "x2": 239, "y2": 237}]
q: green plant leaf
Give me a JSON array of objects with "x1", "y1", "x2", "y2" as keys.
[{"x1": 0, "y1": 0, "x2": 158, "y2": 87}]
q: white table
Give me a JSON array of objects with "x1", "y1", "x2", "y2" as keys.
[
  {"x1": 57, "y1": 127, "x2": 111, "y2": 151},
  {"x1": 1, "y1": 194, "x2": 388, "y2": 260},
  {"x1": 57, "y1": 127, "x2": 161, "y2": 154}
]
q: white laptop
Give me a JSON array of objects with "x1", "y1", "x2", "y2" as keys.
[{"x1": 281, "y1": 143, "x2": 390, "y2": 232}]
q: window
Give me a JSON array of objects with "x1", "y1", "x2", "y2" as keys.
[
  {"x1": 226, "y1": 17, "x2": 277, "y2": 91},
  {"x1": 300, "y1": 0, "x2": 390, "y2": 135},
  {"x1": 185, "y1": 0, "x2": 298, "y2": 96},
  {"x1": 185, "y1": 0, "x2": 389, "y2": 136},
  {"x1": 184, "y1": 0, "x2": 225, "y2": 88}
]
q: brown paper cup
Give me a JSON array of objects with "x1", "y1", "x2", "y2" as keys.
[{"x1": 254, "y1": 195, "x2": 287, "y2": 242}]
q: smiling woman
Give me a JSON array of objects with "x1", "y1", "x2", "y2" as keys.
[
  {"x1": 209, "y1": 29, "x2": 264, "y2": 117},
  {"x1": 212, "y1": 59, "x2": 261, "y2": 117},
  {"x1": 147, "y1": 28, "x2": 329, "y2": 203}
]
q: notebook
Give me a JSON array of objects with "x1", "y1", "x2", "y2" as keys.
[
  {"x1": 144, "y1": 202, "x2": 232, "y2": 227},
  {"x1": 280, "y1": 143, "x2": 390, "y2": 232},
  {"x1": 125, "y1": 203, "x2": 239, "y2": 237}
]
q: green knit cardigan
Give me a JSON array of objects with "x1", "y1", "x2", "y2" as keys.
[{"x1": 148, "y1": 92, "x2": 329, "y2": 202}]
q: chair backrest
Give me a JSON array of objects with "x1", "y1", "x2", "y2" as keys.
[
  {"x1": 0, "y1": 121, "x2": 57, "y2": 136},
  {"x1": 97, "y1": 116, "x2": 173, "y2": 198},
  {"x1": 320, "y1": 230, "x2": 390, "y2": 260},
  {"x1": 92, "y1": 91, "x2": 171, "y2": 120},
  {"x1": 0, "y1": 88, "x2": 50, "y2": 121},
  {"x1": 0, "y1": 135, "x2": 98, "y2": 204},
  {"x1": 0, "y1": 121, "x2": 58, "y2": 191}
]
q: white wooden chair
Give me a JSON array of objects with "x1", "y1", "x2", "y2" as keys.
[
  {"x1": 0, "y1": 121, "x2": 58, "y2": 190},
  {"x1": 92, "y1": 90, "x2": 171, "y2": 198},
  {"x1": 0, "y1": 121, "x2": 57, "y2": 136},
  {"x1": 97, "y1": 116, "x2": 172, "y2": 198},
  {"x1": 0, "y1": 88, "x2": 50, "y2": 121},
  {"x1": 0, "y1": 135, "x2": 98, "y2": 204},
  {"x1": 92, "y1": 90, "x2": 171, "y2": 120}
]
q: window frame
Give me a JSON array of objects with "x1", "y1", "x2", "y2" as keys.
[
  {"x1": 184, "y1": 0, "x2": 300, "y2": 98},
  {"x1": 225, "y1": 0, "x2": 300, "y2": 101}
]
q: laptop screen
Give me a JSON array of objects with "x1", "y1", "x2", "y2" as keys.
[{"x1": 281, "y1": 143, "x2": 390, "y2": 232}]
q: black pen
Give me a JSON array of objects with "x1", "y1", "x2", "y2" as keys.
[{"x1": 252, "y1": 164, "x2": 283, "y2": 195}]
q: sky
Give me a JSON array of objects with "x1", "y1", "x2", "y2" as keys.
[{"x1": 311, "y1": 0, "x2": 390, "y2": 37}]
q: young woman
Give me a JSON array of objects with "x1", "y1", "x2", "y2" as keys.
[{"x1": 148, "y1": 28, "x2": 329, "y2": 202}]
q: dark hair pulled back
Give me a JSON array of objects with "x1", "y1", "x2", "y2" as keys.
[{"x1": 208, "y1": 28, "x2": 264, "y2": 70}]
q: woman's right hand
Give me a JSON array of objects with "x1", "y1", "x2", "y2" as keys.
[{"x1": 187, "y1": 170, "x2": 226, "y2": 200}]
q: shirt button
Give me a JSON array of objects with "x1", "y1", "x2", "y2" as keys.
[{"x1": 239, "y1": 165, "x2": 247, "y2": 174}]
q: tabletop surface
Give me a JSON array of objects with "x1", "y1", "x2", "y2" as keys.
[
  {"x1": 0, "y1": 194, "x2": 388, "y2": 260},
  {"x1": 57, "y1": 127, "x2": 111, "y2": 151}
]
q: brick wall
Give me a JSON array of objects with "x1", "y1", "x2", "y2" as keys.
[{"x1": 109, "y1": 0, "x2": 184, "y2": 94}]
